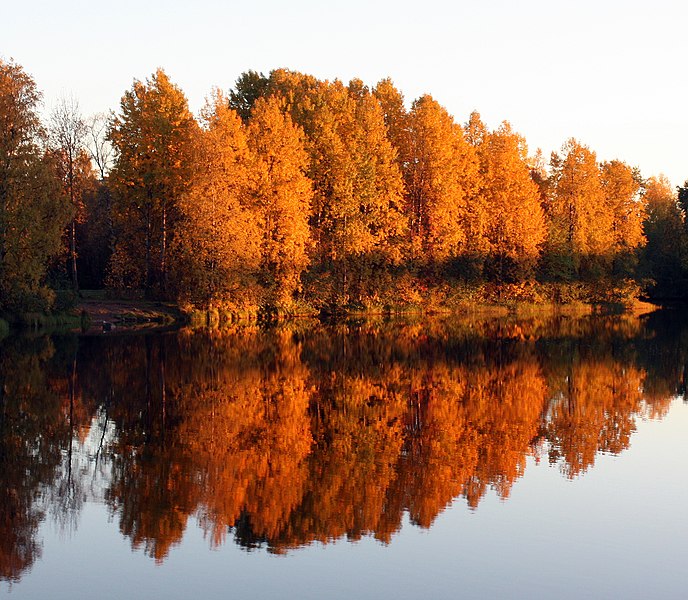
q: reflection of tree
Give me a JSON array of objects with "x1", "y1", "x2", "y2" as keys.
[
  {"x1": 95, "y1": 330, "x2": 313, "y2": 560},
  {"x1": 85, "y1": 317, "x2": 688, "y2": 556},
  {"x1": 636, "y1": 310, "x2": 688, "y2": 417},
  {"x1": 0, "y1": 337, "x2": 71, "y2": 581},
  {"x1": 539, "y1": 316, "x2": 671, "y2": 478},
  {"x1": 2, "y1": 312, "x2": 687, "y2": 576},
  {"x1": 182, "y1": 330, "x2": 312, "y2": 550},
  {"x1": 545, "y1": 359, "x2": 644, "y2": 477}
]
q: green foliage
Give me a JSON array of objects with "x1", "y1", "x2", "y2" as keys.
[
  {"x1": 229, "y1": 70, "x2": 270, "y2": 122},
  {"x1": 640, "y1": 176, "x2": 688, "y2": 298},
  {"x1": 0, "y1": 59, "x2": 70, "y2": 314}
]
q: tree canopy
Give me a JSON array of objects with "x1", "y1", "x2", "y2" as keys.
[{"x1": 3, "y1": 60, "x2": 688, "y2": 317}]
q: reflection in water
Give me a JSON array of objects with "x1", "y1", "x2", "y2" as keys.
[{"x1": 0, "y1": 312, "x2": 686, "y2": 577}]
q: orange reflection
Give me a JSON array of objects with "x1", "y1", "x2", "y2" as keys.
[{"x1": 0, "y1": 313, "x2": 685, "y2": 578}]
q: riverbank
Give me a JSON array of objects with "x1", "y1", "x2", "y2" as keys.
[{"x1": 0, "y1": 281, "x2": 662, "y2": 337}]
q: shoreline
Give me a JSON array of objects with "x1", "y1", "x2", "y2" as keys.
[{"x1": 0, "y1": 298, "x2": 662, "y2": 339}]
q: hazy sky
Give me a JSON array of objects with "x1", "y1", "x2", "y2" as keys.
[{"x1": 2, "y1": 0, "x2": 686, "y2": 186}]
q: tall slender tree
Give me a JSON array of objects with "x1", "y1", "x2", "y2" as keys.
[
  {"x1": 49, "y1": 97, "x2": 93, "y2": 292},
  {"x1": 599, "y1": 160, "x2": 645, "y2": 276},
  {"x1": 247, "y1": 95, "x2": 313, "y2": 308},
  {"x1": 641, "y1": 175, "x2": 686, "y2": 297},
  {"x1": 473, "y1": 119, "x2": 546, "y2": 281},
  {"x1": 174, "y1": 91, "x2": 259, "y2": 307},
  {"x1": 544, "y1": 139, "x2": 614, "y2": 279},
  {"x1": 404, "y1": 96, "x2": 482, "y2": 270},
  {"x1": 108, "y1": 69, "x2": 198, "y2": 294}
]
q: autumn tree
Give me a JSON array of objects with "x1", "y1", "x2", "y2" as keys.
[
  {"x1": 599, "y1": 160, "x2": 645, "y2": 276},
  {"x1": 173, "y1": 91, "x2": 259, "y2": 307},
  {"x1": 373, "y1": 78, "x2": 408, "y2": 167},
  {"x1": 0, "y1": 59, "x2": 69, "y2": 313},
  {"x1": 543, "y1": 139, "x2": 614, "y2": 279},
  {"x1": 269, "y1": 72, "x2": 406, "y2": 305},
  {"x1": 472, "y1": 117, "x2": 546, "y2": 281},
  {"x1": 404, "y1": 96, "x2": 482, "y2": 273},
  {"x1": 246, "y1": 95, "x2": 313, "y2": 309},
  {"x1": 108, "y1": 69, "x2": 198, "y2": 295}
]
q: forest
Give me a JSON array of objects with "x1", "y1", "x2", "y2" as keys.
[{"x1": 2, "y1": 58, "x2": 688, "y2": 320}]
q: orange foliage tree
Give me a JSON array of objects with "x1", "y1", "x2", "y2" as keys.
[
  {"x1": 471, "y1": 116, "x2": 546, "y2": 281},
  {"x1": 173, "y1": 91, "x2": 259, "y2": 308},
  {"x1": 247, "y1": 95, "x2": 313, "y2": 309},
  {"x1": 108, "y1": 69, "x2": 198, "y2": 294}
]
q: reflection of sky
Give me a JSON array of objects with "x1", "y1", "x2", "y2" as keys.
[
  {"x1": 2, "y1": 1, "x2": 688, "y2": 187},
  {"x1": 6, "y1": 399, "x2": 686, "y2": 600}
]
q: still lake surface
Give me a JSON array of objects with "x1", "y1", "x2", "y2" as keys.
[{"x1": 1, "y1": 311, "x2": 687, "y2": 599}]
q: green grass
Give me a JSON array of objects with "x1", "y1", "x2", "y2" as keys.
[{"x1": 16, "y1": 311, "x2": 88, "y2": 331}]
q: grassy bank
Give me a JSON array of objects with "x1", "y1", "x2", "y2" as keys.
[
  {"x1": 181, "y1": 280, "x2": 657, "y2": 327},
  {"x1": 0, "y1": 280, "x2": 655, "y2": 338}
]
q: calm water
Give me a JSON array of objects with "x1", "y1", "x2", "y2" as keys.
[{"x1": 1, "y1": 312, "x2": 687, "y2": 599}]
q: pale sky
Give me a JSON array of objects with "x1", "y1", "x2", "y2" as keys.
[{"x1": 2, "y1": 0, "x2": 686, "y2": 186}]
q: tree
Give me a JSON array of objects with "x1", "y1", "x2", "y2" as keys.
[
  {"x1": 474, "y1": 119, "x2": 546, "y2": 281},
  {"x1": 108, "y1": 69, "x2": 198, "y2": 294},
  {"x1": 229, "y1": 70, "x2": 270, "y2": 123},
  {"x1": 404, "y1": 96, "x2": 482, "y2": 270},
  {"x1": 267, "y1": 73, "x2": 406, "y2": 305},
  {"x1": 599, "y1": 160, "x2": 645, "y2": 276},
  {"x1": 641, "y1": 175, "x2": 687, "y2": 297},
  {"x1": 247, "y1": 95, "x2": 313, "y2": 308},
  {"x1": 85, "y1": 112, "x2": 113, "y2": 180},
  {"x1": 373, "y1": 78, "x2": 408, "y2": 166},
  {"x1": 0, "y1": 59, "x2": 69, "y2": 313},
  {"x1": 49, "y1": 96, "x2": 94, "y2": 292},
  {"x1": 174, "y1": 91, "x2": 260, "y2": 307},
  {"x1": 677, "y1": 180, "x2": 688, "y2": 230},
  {"x1": 544, "y1": 139, "x2": 614, "y2": 279}
]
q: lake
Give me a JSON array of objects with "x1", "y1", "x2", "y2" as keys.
[{"x1": 1, "y1": 311, "x2": 687, "y2": 599}]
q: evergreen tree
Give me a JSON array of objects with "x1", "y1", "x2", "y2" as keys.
[
  {"x1": 641, "y1": 176, "x2": 687, "y2": 297},
  {"x1": 229, "y1": 70, "x2": 270, "y2": 123}
]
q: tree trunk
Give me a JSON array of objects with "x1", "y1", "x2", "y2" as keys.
[
  {"x1": 145, "y1": 201, "x2": 152, "y2": 293},
  {"x1": 70, "y1": 218, "x2": 79, "y2": 292},
  {"x1": 161, "y1": 200, "x2": 167, "y2": 295}
]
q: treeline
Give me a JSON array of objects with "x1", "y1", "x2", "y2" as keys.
[{"x1": 3, "y1": 59, "x2": 688, "y2": 316}]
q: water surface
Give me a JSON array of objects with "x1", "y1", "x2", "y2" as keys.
[{"x1": 1, "y1": 312, "x2": 687, "y2": 598}]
